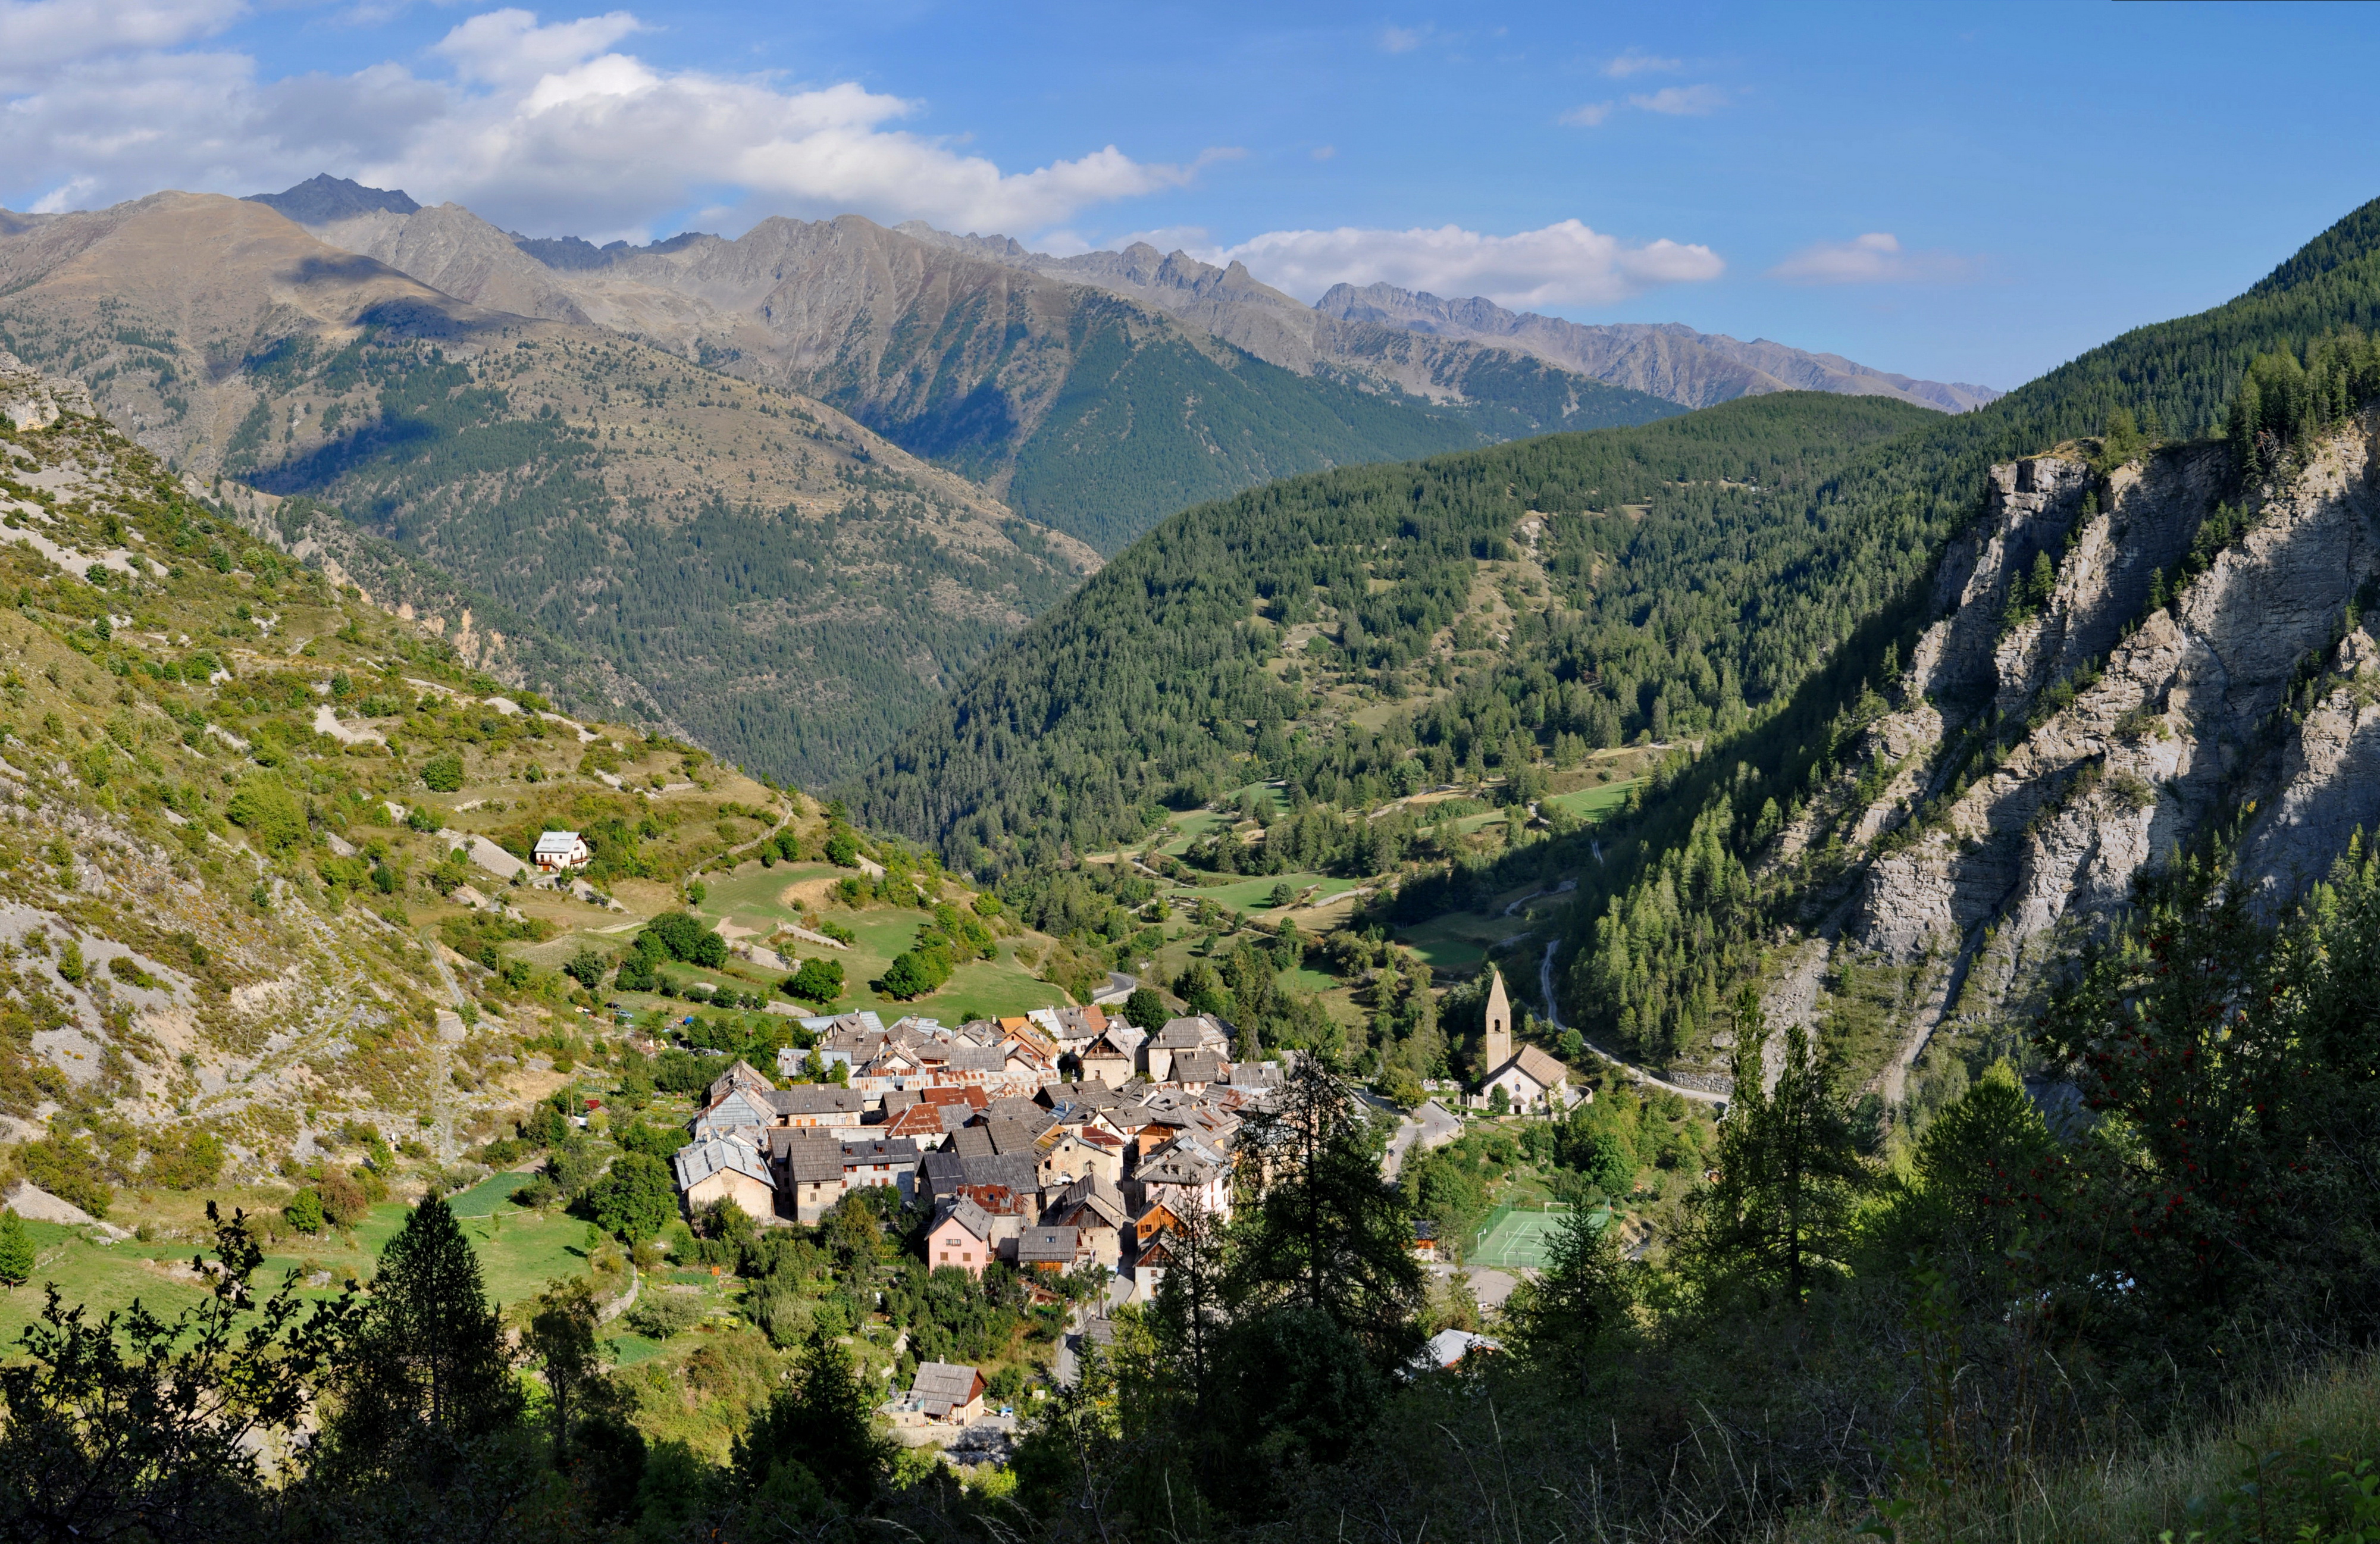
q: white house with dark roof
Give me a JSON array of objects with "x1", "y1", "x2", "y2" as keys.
[{"x1": 533, "y1": 830, "x2": 591, "y2": 871}]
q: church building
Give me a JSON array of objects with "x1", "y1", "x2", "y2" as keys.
[{"x1": 1477, "y1": 966, "x2": 1570, "y2": 1111}]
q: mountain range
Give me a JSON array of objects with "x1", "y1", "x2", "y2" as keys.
[
  {"x1": 0, "y1": 174, "x2": 1991, "y2": 787},
  {"x1": 897, "y1": 221, "x2": 2000, "y2": 414}
]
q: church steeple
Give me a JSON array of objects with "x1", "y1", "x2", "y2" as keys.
[{"x1": 1483, "y1": 966, "x2": 1511, "y2": 1073}]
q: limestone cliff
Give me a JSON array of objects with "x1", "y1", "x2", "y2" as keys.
[{"x1": 1759, "y1": 416, "x2": 2380, "y2": 1104}]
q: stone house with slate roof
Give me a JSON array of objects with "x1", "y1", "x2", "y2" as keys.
[
  {"x1": 674, "y1": 1136, "x2": 776, "y2": 1221},
  {"x1": 768, "y1": 1131, "x2": 845, "y2": 1223},
  {"x1": 1018, "y1": 1226, "x2": 1088, "y2": 1273},
  {"x1": 841, "y1": 1137, "x2": 921, "y2": 1203}
]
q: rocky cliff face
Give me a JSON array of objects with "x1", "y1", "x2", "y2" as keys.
[{"x1": 1762, "y1": 418, "x2": 2380, "y2": 1103}]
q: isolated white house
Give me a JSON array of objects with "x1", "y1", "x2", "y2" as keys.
[{"x1": 533, "y1": 830, "x2": 591, "y2": 871}]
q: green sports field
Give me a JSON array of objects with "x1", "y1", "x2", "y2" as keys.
[{"x1": 1468, "y1": 1203, "x2": 1608, "y2": 1270}]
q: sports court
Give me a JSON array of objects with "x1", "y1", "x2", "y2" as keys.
[{"x1": 1467, "y1": 1202, "x2": 1608, "y2": 1270}]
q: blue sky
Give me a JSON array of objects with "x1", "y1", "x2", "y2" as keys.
[{"x1": 3, "y1": 1, "x2": 2376, "y2": 388}]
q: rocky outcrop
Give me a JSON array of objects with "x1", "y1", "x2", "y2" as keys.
[
  {"x1": 0, "y1": 349, "x2": 96, "y2": 430},
  {"x1": 1769, "y1": 417, "x2": 2380, "y2": 1097}
]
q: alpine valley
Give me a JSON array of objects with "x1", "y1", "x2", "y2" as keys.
[{"x1": 4, "y1": 137, "x2": 2380, "y2": 1544}]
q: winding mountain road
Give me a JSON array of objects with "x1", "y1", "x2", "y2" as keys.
[{"x1": 1537, "y1": 937, "x2": 1728, "y2": 1107}]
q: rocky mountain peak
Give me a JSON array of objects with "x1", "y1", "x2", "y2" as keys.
[{"x1": 244, "y1": 173, "x2": 419, "y2": 224}]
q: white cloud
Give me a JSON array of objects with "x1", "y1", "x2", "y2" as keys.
[
  {"x1": 1311, "y1": 144, "x2": 1336, "y2": 161},
  {"x1": 1768, "y1": 231, "x2": 1976, "y2": 285},
  {"x1": 1602, "y1": 48, "x2": 1678, "y2": 78},
  {"x1": 0, "y1": 0, "x2": 242, "y2": 84},
  {"x1": 1561, "y1": 82, "x2": 1728, "y2": 129},
  {"x1": 1208, "y1": 219, "x2": 1723, "y2": 309},
  {"x1": 0, "y1": 5, "x2": 1223, "y2": 242},
  {"x1": 1379, "y1": 24, "x2": 1427, "y2": 52},
  {"x1": 1630, "y1": 83, "x2": 1728, "y2": 116}
]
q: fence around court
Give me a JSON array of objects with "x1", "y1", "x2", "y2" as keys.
[{"x1": 1465, "y1": 1200, "x2": 1593, "y2": 1270}]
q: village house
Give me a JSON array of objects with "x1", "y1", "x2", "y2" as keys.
[
  {"x1": 672, "y1": 1136, "x2": 775, "y2": 1222},
  {"x1": 1132, "y1": 1134, "x2": 1232, "y2": 1222},
  {"x1": 926, "y1": 1197, "x2": 998, "y2": 1277},
  {"x1": 919, "y1": 1149, "x2": 1040, "y2": 1211},
  {"x1": 533, "y1": 830, "x2": 592, "y2": 872},
  {"x1": 841, "y1": 1136, "x2": 922, "y2": 1202},
  {"x1": 768, "y1": 1131, "x2": 845, "y2": 1223},
  {"x1": 1169, "y1": 1049, "x2": 1226, "y2": 1092},
  {"x1": 1045, "y1": 1174, "x2": 1130, "y2": 1270},
  {"x1": 706, "y1": 1060, "x2": 776, "y2": 1105},
  {"x1": 1017, "y1": 1224, "x2": 1089, "y2": 1274},
  {"x1": 1142, "y1": 1015, "x2": 1229, "y2": 1082},
  {"x1": 1049, "y1": 1004, "x2": 1110, "y2": 1054},
  {"x1": 1418, "y1": 1330, "x2": 1502, "y2": 1372},
  {"x1": 768, "y1": 1085, "x2": 869, "y2": 1135},
  {"x1": 905, "y1": 1361, "x2": 987, "y2": 1424},
  {"x1": 1076, "y1": 1029, "x2": 1140, "y2": 1088}
]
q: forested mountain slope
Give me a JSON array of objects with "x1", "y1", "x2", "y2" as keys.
[
  {"x1": 850, "y1": 393, "x2": 1940, "y2": 872},
  {"x1": 264, "y1": 183, "x2": 1616, "y2": 554},
  {"x1": 1546, "y1": 194, "x2": 2380, "y2": 1104},
  {"x1": 0, "y1": 192, "x2": 1098, "y2": 786}
]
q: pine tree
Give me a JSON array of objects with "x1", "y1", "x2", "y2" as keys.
[
  {"x1": 321, "y1": 1195, "x2": 523, "y2": 1479},
  {"x1": 1228, "y1": 1054, "x2": 1423, "y2": 1363},
  {"x1": 0, "y1": 1210, "x2": 35, "y2": 1287},
  {"x1": 1685, "y1": 990, "x2": 1870, "y2": 1304},
  {"x1": 527, "y1": 1277, "x2": 600, "y2": 1468},
  {"x1": 733, "y1": 1333, "x2": 892, "y2": 1509}
]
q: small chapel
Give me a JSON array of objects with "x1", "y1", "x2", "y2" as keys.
[{"x1": 1477, "y1": 965, "x2": 1570, "y2": 1111}]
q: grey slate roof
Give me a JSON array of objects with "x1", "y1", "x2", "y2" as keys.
[
  {"x1": 768, "y1": 1085, "x2": 867, "y2": 1118},
  {"x1": 841, "y1": 1137, "x2": 921, "y2": 1170},
  {"x1": 932, "y1": 1195, "x2": 995, "y2": 1242},
  {"x1": 1017, "y1": 1226, "x2": 1082, "y2": 1265},
  {"x1": 1153, "y1": 1015, "x2": 1229, "y2": 1051},
  {"x1": 910, "y1": 1360, "x2": 982, "y2": 1418},
  {"x1": 768, "y1": 1130, "x2": 844, "y2": 1185},
  {"x1": 673, "y1": 1136, "x2": 770, "y2": 1191},
  {"x1": 920, "y1": 1150, "x2": 1039, "y2": 1202},
  {"x1": 1171, "y1": 1050, "x2": 1224, "y2": 1084}
]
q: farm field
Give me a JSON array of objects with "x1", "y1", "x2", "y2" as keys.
[{"x1": 0, "y1": 1198, "x2": 600, "y2": 1348}]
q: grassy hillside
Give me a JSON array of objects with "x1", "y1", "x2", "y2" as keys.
[
  {"x1": 0, "y1": 193, "x2": 1095, "y2": 789},
  {"x1": 850, "y1": 392, "x2": 1940, "y2": 875},
  {"x1": 0, "y1": 350, "x2": 1090, "y2": 1244}
]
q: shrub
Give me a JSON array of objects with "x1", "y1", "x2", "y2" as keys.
[
  {"x1": 227, "y1": 773, "x2": 308, "y2": 853},
  {"x1": 284, "y1": 1188, "x2": 325, "y2": 1233},
  {"x1": 625, "y1": 1294, "x2": 703, "y2": 1340},
  {"x1": 54, "y1": 942, "x2": 83, "y2": 985},
  {"x1": 142, "y1": 1128, "x2": 225, "y2": 1190},
  {"x1": 15, "y1": 1136, "x2": 110, "y2": 1219},
  {"x1": 421, "y1": 754, "x2": 465, "y2": 793},
  {"x1": 319, "y1": 1169, "x2": 371, "y2": 1227},
  {"x1": 785, "y1": 958, "x2": 844, "y2": 1006}
]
